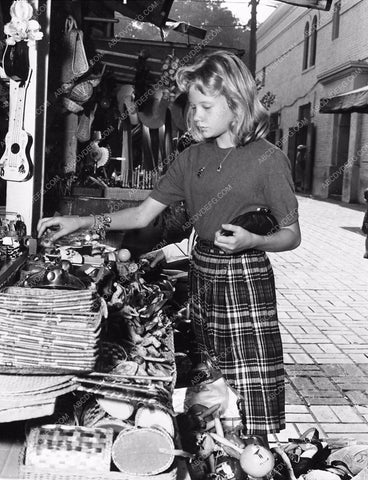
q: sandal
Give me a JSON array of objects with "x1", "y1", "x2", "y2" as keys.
[
  {"x1": 300, "y1": 461, "x2": 353, "y2": 480},
  {"x1": 283, "y1": 427, "x2": 331, "y2": 477},
  {"x1": 325, "y1": 460, "x2": 354, "y2": 480}
]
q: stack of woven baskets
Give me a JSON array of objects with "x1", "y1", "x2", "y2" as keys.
[
  {"x1": 0, "y1": 286, "x2": 104, "y2": 373},
  {"x1": 0, "y1": 285, "x2": 105, "y2": 423}
]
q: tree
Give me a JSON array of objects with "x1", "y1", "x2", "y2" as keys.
[{"x1": 115, "y1": 0, "x2": 250, "y2": 56}]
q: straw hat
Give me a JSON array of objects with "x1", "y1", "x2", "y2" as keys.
[
  {"x1": 69, "y1": 80, "x2": 94, "y2": 104},
  {"x1": 137, "y1": 88, "x2": 170, "y2": 129}
]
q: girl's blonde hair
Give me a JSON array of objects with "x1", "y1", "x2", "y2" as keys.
[{"x1": 176, "y1": 50, "x2": 269, "y2": 146}]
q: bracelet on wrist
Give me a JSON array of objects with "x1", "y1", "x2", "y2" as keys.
[{"x1": 89, "y1": 213, "x2": 112, "y2": 240}]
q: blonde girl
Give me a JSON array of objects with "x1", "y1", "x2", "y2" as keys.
[{"x1": 38, "y1": 51, "x2": 301, "y2": 444}]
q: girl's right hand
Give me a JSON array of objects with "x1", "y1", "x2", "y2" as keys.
[{"x1": 37, "y1": 215, "x2": 83, "y2": 242}]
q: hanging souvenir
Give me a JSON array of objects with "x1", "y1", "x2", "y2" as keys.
[
  {"x1": 160, "y1": 51, "x2": 180, "y2": 101},
  {"x1": 3, "y1": 0, "x2": 43, "y2": 46},
  {"x1": 61, "y1": 15, "x2": 89, "y2": 85}
]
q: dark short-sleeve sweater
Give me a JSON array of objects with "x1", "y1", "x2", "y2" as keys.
[{"x1": 150, "y1": 138, "x2": 299, "y2": 241}]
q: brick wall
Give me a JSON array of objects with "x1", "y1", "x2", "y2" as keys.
[{"x1": 256, "y1": 0, "x2": 368, "y2": 203}]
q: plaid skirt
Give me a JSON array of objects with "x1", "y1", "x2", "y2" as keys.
[{"x1": 189, "y1": 244, "x2": 285, "y2": 435}]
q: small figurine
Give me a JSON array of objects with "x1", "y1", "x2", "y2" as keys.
[{"x1": 15, "y1": 214, "x2": 26, "y2": 237}]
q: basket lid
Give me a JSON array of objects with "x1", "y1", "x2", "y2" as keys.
[{"x1": 112, "y1": 427, "x2": 175, "y2": 475}]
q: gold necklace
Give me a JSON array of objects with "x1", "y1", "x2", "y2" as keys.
[{"x1": 197, "y1": 147, "x2": 235, "y2": 178}]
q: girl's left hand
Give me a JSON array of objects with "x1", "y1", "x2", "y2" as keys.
[
  {"x1": 215, "y1": 221, "x2": 301, "y2": 253},
  {"x1": 214, "y1": 224, "x2": 256, "y2": 253}
]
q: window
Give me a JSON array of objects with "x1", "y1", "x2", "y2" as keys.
[
  {"x1": 299, "y1": 103, "x2": 311, "y2": 124},
  {"x1": 332, "y1": 1, "x2": 341, "y2": 40},
  {"x1": 302, "y1": 22, "x2": 310, "y2": 70},
  {"x1": 270, "y1": 112, "x2": 280, "y2": 131},
  {"x1": 309, "y1": 16, "x2": 317, "y2": 67}
]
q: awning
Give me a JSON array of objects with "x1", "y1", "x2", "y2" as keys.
[
  {"x1": 94, "y1": 37, "x2": 244, "y2": 84},
  {"x1": 276, "y1": 0, "x2": 332, "y2": 11},
  {"x1": 320, "y1": 85, "x2": 368, "y2": 114}
]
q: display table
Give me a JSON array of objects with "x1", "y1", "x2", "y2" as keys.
[{"x1": 0, "y1": 254, "x2": 184, "y2": 480}]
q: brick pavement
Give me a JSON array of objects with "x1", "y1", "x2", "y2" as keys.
[{"x1": 269, "y1": 195, "x2": 368, "y2": 444}]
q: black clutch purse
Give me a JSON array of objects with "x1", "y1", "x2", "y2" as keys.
[{"x1": 221, "y1": 207, "x2": 279, "y2": 236}]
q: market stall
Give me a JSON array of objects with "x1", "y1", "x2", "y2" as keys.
[
  {"x1": 0, "y1": 1, "x2": 207, "y2": 477},
  {"x1": 2, "y1": 1, "x2": 368, "y2": 480},
  {"x1": 0, "y1": 1, "x2": 190, "y2": 477}
]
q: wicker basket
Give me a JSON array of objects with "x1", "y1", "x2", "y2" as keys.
[
  {"x1": 25, "y1": 425, "x2": 113, "y2": 473},
  {"x1": 95, "y1": 342, "x2": 128, "y2": 372}
]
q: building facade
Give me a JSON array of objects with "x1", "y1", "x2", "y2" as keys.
[{"x1": 256, "y1": 0, "x2": 368, "y2": 203}]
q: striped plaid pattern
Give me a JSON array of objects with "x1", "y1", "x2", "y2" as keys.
[{"x1": 189, "y1": 245, "x2": 285, "y2": 435}]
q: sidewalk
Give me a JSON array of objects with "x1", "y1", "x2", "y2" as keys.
[{"x1": 270, "y1": 194, "x2": 368, "y2": 444}]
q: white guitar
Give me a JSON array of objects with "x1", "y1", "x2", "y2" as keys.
[{"x1": 0, "y1": 72, "x2": 33, "y2": 182}]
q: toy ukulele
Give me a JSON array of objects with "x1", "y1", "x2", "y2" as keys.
[
  {"x1": 0, "y1": 71, "x2": 33, "y2": 182},
  {"x1": 0, "y1": 39, "x2": 33, "y2": 182}
]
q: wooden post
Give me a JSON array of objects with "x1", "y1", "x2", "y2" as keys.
[
  {"x1": 63, "y1": 113, "x2": 78, "y2": 174},
  {"x1": 249, "y1": 0, "x2": 258, "y2": 78}
]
